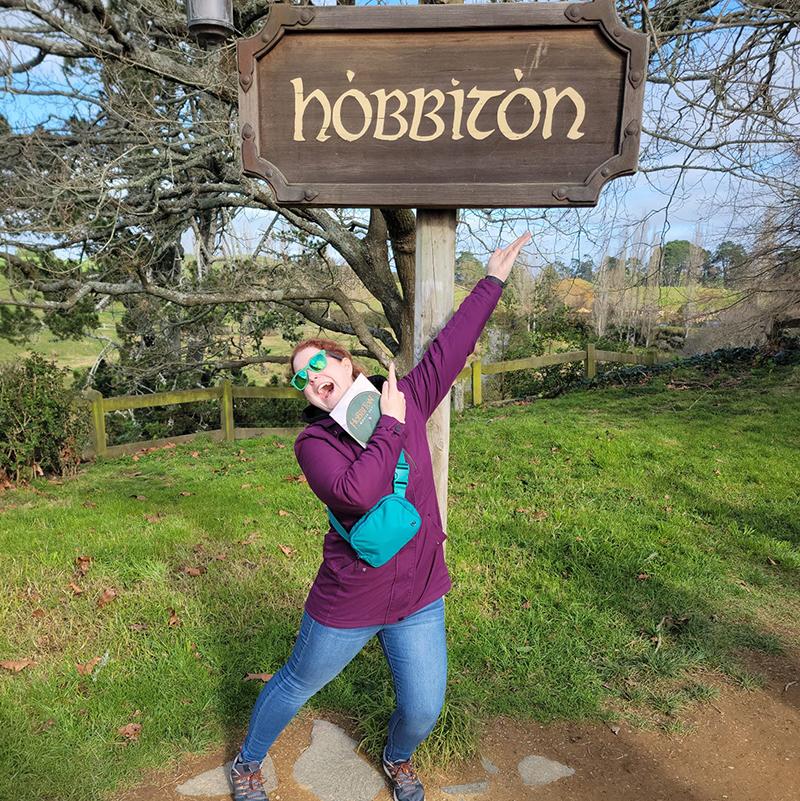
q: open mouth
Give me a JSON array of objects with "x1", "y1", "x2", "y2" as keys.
[{"x1": 318, "y1": 381, "x2": 335, "y2": 402}]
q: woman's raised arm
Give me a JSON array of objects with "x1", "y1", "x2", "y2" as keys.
[{"x1": 399, "y1": 234, "x2": 530, "y2": 420}]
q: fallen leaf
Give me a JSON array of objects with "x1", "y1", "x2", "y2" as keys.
[
  {"x1": 68, "y1": 582, "x2": 84, "y2": 596},
  {"x1": 179, "y1": 491, "x2": 192, "y2": 497},
  {"x1": 515, "y1": 507, "x2": 530, "y2": 514},
  {"x1": 213, "y1": 552, "x2": 227, "y2": 561},
  {"x1": 76, "y1": 656, "x2": 102, "y2": 676},
  {"x1": 97, "y1": 588, "x2": 118, "y2": 609},
  {"x1": 278, "y1": 510, "x2": 290, "y2": 517},
  {"x1": 245, "y1": 672, "x2": 274, "y2": 682},
  {"x1": 532, "y1": 510, "x2": 548, "y2": 521},
  {"x1": 521, "y1": 600, "x2": 531, "y2": 610},
  {"x1": 168, "y1": 608, "x2": 181, "y2": 627},
  {"x1": 274, "y1": 442, "x2": 286, "y2": 449},
  {"x1": 74, "y1": 555, "x2": 92, "y2": 576},
  {"x1": 181, "y1": 566, "x2": 205, "y2": 577},
  {"x1": 636, "y1": 573, "x2": 650, "y2": 581},
  {"x1": 82, "y1": 501, "x2": 98, "y2": 509},
  {"x1": 144, "y1": 513, "x2": 164, "y2": 524},
  {"x1": 34, "y1": 718, "x2": 55, "y2": 734},
  {"x1": 277, "y1": 544, "x2": 295, "y2": 557},
  {"x1": 283, "y1": 474, "x2": 307, "y2": 484},
  {"x1": 190, "y1": 451, "x2": 200, "y2": 458},
  {"x1": 117, "y1": 722, "x2": 142, "y2": 742},
  {"x1": 129, "y1": 622, "x2": 148, "y2": 632},
  {"x1": 0, "y1": 659, "x2": 36, "y2": 673},
  {"x1": 31, "y1": 608, "x2": 46, "y2": 619}
]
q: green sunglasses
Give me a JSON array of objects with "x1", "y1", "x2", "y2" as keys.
[{"x1": 291, "y1": 350, "x2": 341, "y2": 391}]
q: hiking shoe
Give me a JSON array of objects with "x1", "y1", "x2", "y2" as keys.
[
  {"x1": 382, "y1": 748, "x2": 425, "y2": 801},
  {"x1": 230, "y1": 753, "x2": 269, "y2": 801}
]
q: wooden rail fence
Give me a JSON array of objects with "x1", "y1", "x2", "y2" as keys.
[
  {"x1": 85, "y1": 344, "x2": 661, "y2": 458},
  {"x1": 454, "y1": 343, "x2": 658, "y2": 405},
  {"x1": 84, "y1": 380, "x2": 301, "y2": 458}
]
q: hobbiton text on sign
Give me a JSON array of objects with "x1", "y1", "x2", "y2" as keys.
[{"x1": 237, "y1": 1, "x2": 648, "y2": 208}]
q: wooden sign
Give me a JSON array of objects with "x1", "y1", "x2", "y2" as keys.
[{"x1": 237, "y1": 1, "x2": 648, "y2": 208}]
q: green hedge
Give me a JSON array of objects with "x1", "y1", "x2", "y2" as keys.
[{"x1": 0, "y1": 354, "x2": 89, "y2": 481}]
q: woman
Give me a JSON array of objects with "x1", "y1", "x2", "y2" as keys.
[{"x1": 231, "y1": 233, "x2": 530, "y2": 801}]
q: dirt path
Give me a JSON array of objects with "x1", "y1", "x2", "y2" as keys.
[{"x1": 117, "y1": 648, "x2": 799, "y2": 801}]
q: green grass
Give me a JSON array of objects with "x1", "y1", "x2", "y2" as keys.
[{"x1": 1, "y1": 362, "x2": 798, "y2": 800}]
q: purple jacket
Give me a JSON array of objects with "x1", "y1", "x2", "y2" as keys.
[{"x1": 295, "y1": 277, "x2": 504, "y2": 627}]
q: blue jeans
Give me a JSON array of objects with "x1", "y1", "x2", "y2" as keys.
[{"x1": 241, "y1": 597, "x2": 447, "y2": 764}]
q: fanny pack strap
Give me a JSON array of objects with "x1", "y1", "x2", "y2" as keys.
[
  {"x1": 392, "y1": 450, "x2": 409, "y2": 497},
  {"x1": 328, "y1": 450, "x2": 409, "y2": 541}
]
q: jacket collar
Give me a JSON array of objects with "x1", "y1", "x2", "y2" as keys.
[{"x1": 301, "y1": 373, "x2": 387, "y2": 424}]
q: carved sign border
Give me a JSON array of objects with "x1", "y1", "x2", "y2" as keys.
[{"x1": 237, "y1": 1, "x2": 648, "y2": 208}]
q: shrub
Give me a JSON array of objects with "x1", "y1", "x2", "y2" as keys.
[{"x1": 0, "y1": 354, "x2": 90, "y2": 481}]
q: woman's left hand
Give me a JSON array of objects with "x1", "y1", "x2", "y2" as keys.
[{"x1": 486, "y1": 232, "x2": 531, "y2": 283}]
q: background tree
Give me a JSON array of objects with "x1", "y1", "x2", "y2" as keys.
[
  {"x1": 704, "y1": 241, "x2": 749, "y2": 287},
  {"x1": 455, "y1": 252, "x2": 485, "y2": 287}
]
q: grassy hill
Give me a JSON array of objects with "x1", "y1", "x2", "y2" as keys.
[
  {"x1": 555, "y1": 277, "x2": 734, "y2": 318},
  {"x1": 0, "y1": 358, "x2": 798, "y2": 800}
]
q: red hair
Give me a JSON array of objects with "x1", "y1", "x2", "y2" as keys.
[{"x1": 290, "y1": 338, "x2": 365, "y2": 380}]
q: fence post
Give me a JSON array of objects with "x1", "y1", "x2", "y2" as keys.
[
  {"x1": 220, "y1": 380, "x2": 235, "y2": 441},
  {"x1": 85, "y1": 389, "x2": 107, "y2": 458},
  {"x1": 584, "y1": 343, "x2": 596, "y2": 379},
  {"x1": 453, "y1": 379, "x2": 465, "y2": 413},
  {"x1": 471, "y1": 359, "x2": 483, "y2": 406}
]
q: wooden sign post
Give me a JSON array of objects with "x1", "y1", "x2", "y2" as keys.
[
  {"x1": 415, "y1": 208, "x2": 456, "y2": 531},
  {"x1": 237, "y1": 0, "x2": 648, "y2": 533}
]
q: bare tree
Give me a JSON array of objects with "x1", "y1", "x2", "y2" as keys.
[
  {"x1": 642, "y1": 243, "x2": 662, "y2": 347},
  {"x1": 593, "y1": 254, "x2": 611, "y2": 338},
  {"x1": 0, "y1": 0, "x2": 798, "y2": 379}
]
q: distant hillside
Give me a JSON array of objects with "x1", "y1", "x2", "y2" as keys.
[{"x1": 553, "y1": 277, "x2": 733, "y2": 321}]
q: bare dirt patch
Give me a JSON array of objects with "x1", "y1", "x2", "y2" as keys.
[{"x1": 116, "y1": 649, "x2": 799, "y2": 801}]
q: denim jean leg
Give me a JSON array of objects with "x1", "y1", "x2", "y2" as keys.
[
  {"x1": 379, "y1": 597, "x2": 447, "y2": 763},
  {"x1": 241, "y1": 611, "x2": 379, "y2": 762}
]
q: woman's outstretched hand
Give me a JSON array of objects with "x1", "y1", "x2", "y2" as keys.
[
  {"x1": 381, "y1": 362, "x2": 406, "y2": 424},
  {"x1": 486, "y1": 232, "x2": 531, "y2": 283}
]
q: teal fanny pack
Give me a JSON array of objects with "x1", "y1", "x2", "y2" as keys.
[{"x1": 327, "y1": 451, "x2": 421, "y2": 568}]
